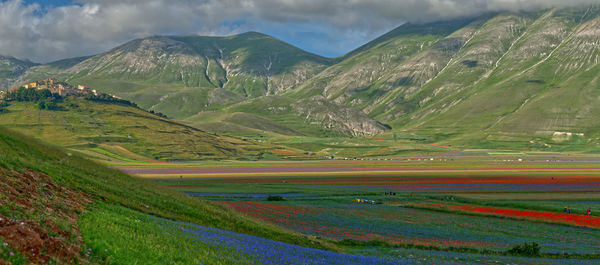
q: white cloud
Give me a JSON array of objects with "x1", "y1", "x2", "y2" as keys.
[{"x1": 0, "y1": 0, "x2": 597, "y2": 62}]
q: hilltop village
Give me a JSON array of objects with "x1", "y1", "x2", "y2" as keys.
[
  {"x1": 0, "y1": 78, "x2": 103, "y2": 98},
  {"x1": 22, "y1": 78, "x2": 101, "y2": 97},
  {"x1": 0, "y1": 78, "x2": 171, "y2": 118},
  {"x1": 0, "y1": 78, "x2": 125, "y2": 102}
]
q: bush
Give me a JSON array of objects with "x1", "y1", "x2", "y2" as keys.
[
  {"x1": 0, "y1": 101, "x2": 8, "y2": 113},
  {"x1": 507, "y1": 242, "x2": 541, "y2": 257},
  {"x1": 266, "y1": 195, "x2": 285, "y2": 201},
  {"x1": 85, "y1": 93, "x2": 136, "y2": 107},
  {"x1": 37, "y1": 100, "x2": 62, "y2": 111}
]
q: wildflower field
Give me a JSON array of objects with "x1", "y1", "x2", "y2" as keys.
[{"x1": 118, "y1": 152, "x2": 600, "y2": 263}]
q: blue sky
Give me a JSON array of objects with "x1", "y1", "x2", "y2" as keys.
[{"x1": 24, "y1": 0, "x2": 73, "y2": 7}]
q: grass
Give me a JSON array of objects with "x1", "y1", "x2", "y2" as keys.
[
  {"x1": 89, "y1": 147, "x2": 139, "y2": 163},
  {"x1": 0, "y1": 100, "x2": 270, "y2": 161},
  {"x1": 0, "y1": 239, "x2": 28, "y2": 265},
  {"x1": 0, "y1": 126, "x2": 331, "y2": 251},
  {"x1": 79, "y1": 203, "x2": 254, "y2": 265}
]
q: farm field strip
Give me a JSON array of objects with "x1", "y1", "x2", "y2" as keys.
[
  {"x1": 317, "y1": 183, "x2": 600, "y2": 192},
  {"x1": 114, "y1": 153, "x2": 600, "y2": 170},
  {"x1": 214, "y1": 200, "x2": 600, "y2": 254},
  {"x1": 171, "y1": 175, "x2": 600, "y2": 184},
  {"x1": 123, "y1": 166, "x2": 600, "y2": 175},
  {"x1": 129, "y1": 169, "x2": 600, "y2": 180},
  {"x1": 410, "y1": 203, "x2": 600, "y2": 229}
]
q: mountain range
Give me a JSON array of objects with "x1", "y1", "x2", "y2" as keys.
[{"x1": 5, "y1": 5, "x2": 600, "y2": 150}]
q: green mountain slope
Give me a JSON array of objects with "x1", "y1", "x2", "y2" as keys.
[
  {"x1": 291, "y1": 17, "x2": 482, "y2": 100},
  {"x1": 0, "y1": 55, "x2": 37, "y2": 90},
  {"x1": 0, "y1": 99, "x2": 269, "y2": 160},
  {"x1": 286, "y1": 6, "x2": 600, "y2": 149},
  {"x1": 18, "y1": 32, "x2": 334, "y2": 120},
  {"x1": 190, "y1": 95, "x2": 388, "y2": 137},
  {"x1": 397, "y1": 7, "x2": 600, "y2": 149}
]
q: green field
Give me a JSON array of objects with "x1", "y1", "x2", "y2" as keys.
[
  {"x1": 0, "y1": 100, "x2": 272, "y2": 161},
  {"x1": 112, "y1": 152, "x2": 600, "y2": 263}
]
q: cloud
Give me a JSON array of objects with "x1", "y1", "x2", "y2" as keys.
[{"x1": 0, "y1": 0, "x2": 597, "y2": 62}]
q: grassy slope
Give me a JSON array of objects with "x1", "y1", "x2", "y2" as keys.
[
  {"x1": 399, "y1": 7, "x2": 600, "y2": 150},
  {"x1": 0, "y1": 127, "x2": 330, "y2": 254},
  {"x1": 79, "y1": 203, "x2": 262, "y2": 264},
  {"x1": 223, "y1": 96, "x2": 351, "y2": 137},
  {"x1": 0, "y1": 99, "x2": 270, "y2": 161}
]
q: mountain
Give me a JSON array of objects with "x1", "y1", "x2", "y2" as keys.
[
  {"x1": 9, "y1": 6, "x2": 600, "y2": 147},
  {"x1": 287, "y1": 6, "x2": 600, "y2": 149},
  {"x1": 15, "y1": 32, "x2": 387, "y2": 137},
  {"x1": 0, "y1": 55, "x2": 37, "y2": 90},
  {"x1": 392, "y1": 6, "x2": 600, "y2": 148},
  {"x1": 17, "y1": 32, "x2": 334, "y2": 118}
]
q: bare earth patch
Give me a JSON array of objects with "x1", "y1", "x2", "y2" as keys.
[{"x1": 0, "y1": 168, "x2": 92, "y2": 264}]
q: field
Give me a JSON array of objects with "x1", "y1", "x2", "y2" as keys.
[
  {"x1": 3, "y1": 124, "x2": 600, "y2": 264},
  {"x1": 120, "y1": 151, "x2": 600, "y2": 263},
  {"x1": 0, "y1": 100, "x2": 271, "y2": 161}
]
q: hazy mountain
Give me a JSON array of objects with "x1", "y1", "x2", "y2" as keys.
[{"x1": 0, "y1": 55, "x2": 37, "y2": 90}]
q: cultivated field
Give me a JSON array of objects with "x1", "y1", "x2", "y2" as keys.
[{"x1": 117, "y1": 151, "x2": 600, "y2": 263}]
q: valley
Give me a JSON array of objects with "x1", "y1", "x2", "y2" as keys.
[{"x1": 1, "y1": 3, "x2": 600, "y2": 265}]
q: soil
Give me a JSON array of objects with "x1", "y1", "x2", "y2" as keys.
[{"x1": 0, "y1": 168, "x2": 92, "y2": 264}]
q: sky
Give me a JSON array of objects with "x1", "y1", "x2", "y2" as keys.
[{"x1": 1, "y1": 0, "x2": 598, "y2": 63}]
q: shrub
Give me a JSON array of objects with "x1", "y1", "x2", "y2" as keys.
[
  {"x1": 37, "y1": 100, "x2": 62, "y2": 111},
  {"x1": 507, "y1": 242, "x2": 541, "y2": 257},
  {"x1": 0, "y1": 101, "x2": 8, "y2": 113},
  {"x1": 266, "y1": 195, "x2": 285, "y2": 201}
]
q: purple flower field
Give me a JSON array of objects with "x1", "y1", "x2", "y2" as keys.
[{"x1": 156, "y1": 218, "x2": 406, "y2": 265}]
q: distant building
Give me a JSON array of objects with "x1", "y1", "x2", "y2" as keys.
[
  {"x1": 77, "y1": 85, "x2": 91, "y2": 91},
  {"x1": 24, "y1": 82, "x2": 38, "y2": 89}
]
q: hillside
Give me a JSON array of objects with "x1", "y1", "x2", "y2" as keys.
[
  {"x1": 401, "y1": 7, "x2": 600, "y2": 148},
  {"x1": 0, "y1": 127, "x2": 329, "y2": 264},
  {"x1": 185, "y1": 95, "x2": 388, "y2": 138},
  {"x1": 0, "y1": 97, "x2": 270, "y2": 161},
  {"x1": 0, "y1": 56, "x2": 37, "y2": 90},
  {"x1": 288, "y1": 6, "x2": 600, "y2": 149}
]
